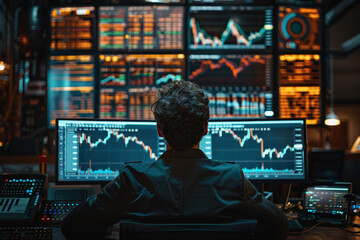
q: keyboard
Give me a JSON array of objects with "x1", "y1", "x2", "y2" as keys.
[
  {"x1": 288, "y1": 219, "x2": 304, "y2": 232},
  {"x1": 0, "y1": 226, "x2": 52, "y2": 240},
  {"x1": 39, "y1": 200, "x2": 80, "y2": 225}
]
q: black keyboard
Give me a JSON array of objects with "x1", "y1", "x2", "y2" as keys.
[
  {"x1": 288, "y1": 219, "x2": 304, "y2": 232},
  {"x1": 0, "y1": 226, "x2": 52, "y2": 240}
]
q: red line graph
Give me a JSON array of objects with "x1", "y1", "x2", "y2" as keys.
[{"x1": 189, "y1": 56, "x2": 265, "y2": 81}]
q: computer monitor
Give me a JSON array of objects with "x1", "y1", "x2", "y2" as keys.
[
  {"x1": 56, "y1": 119, "x2": 165, "y2": 184},
  {"x1": 200, "y1": 119, "x2": 307, "y2": 181}
]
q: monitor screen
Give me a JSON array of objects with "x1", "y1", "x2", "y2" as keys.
[
  {"x1": 279, "y1": 86, "x2": 320, "y2": 125},
  {"x1": 50, "y1": 7, "x2": 95, "y2": 51},
  {"x1": 47, "y1": 55, "x2": 95, "y2": 128},
  {"x1": 188, "y1": 54, "x2": 273, "y2": 118},
  {"x1": 99, "y1": 54, "x2": 185, "y2": 120},
  {"x1": 278, "y1": 6, "x2": 321, "y2": 51},
  {"x1": 304, "y1": 185, "x2": 349, "y2": 218},
  {"x1": 200, "y1": 119, "x2": 306, "y2": 181},
  {"x1": 57, "y1": 119, "x2": 165, "y2": 183},
  {"x1": 188, "y1": 6, "x2": 273, "y2": 50},
  {"x1": 99, "y1": 6, "x2": 184, "y2": 50}
]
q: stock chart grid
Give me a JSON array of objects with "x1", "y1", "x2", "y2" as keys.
[
  {"x1": 48, "y1": 2, "x2": 324, "y2": 129},
  {"x1": 200, "y1": 120, "x2": 306, "y2": 180},
  {"x1": 57, "y1": 120, "x2": 165, "y2": 182}
]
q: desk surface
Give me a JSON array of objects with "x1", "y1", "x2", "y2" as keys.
[
  {"x1": 50, "y1": 223, "x2": 360, "y2": 240},
  {"x1": 288, "y1": 226, "x2": 360, "y2": 239}
]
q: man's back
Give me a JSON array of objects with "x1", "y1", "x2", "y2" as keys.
[{"x1": 62, "y1": 149, "x2": 288, "y2": 239}]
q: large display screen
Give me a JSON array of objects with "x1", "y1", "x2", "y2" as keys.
[
  {"x1": 99, "y1": 54, "x2": 185, "y2": 119},
  {"x1": 99, "y1": 6, "x2": 184, "y2": 50},
  {"x1": 47, "y1": 55, "x2": 95, "y2": 128},
  {"x1": 188, "y1": 54, "x2": 273, "y2": 118},
  {"x1": 188, "y1": 6, "x2": 273, "y2": 50},
  {"x1": 50, "y1": 7, "x2": 95, "y2": 51},
  {"x1": 279, "y1": 54, "x2": 321, "y2": 86},
  {"x1": 279, "y1": 7, "x2": 321, "y2": 51},
  {"x1": 279, "y1": 86, "x2": 320, "y2": 125},
  {"x1": 200, "y1": 119, "x2": 306, "y2": 180}
]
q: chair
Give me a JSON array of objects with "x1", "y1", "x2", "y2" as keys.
[{"x1": 119, "y1": 219, "x2": 258, "y2": 240}]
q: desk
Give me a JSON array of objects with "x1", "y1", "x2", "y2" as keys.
[
  {"x1": 51, "y1": 223, "x2": 360, "y2": 240},
  {"x1": 288, "y1": 226, "x2": 360, "y2": 239}
]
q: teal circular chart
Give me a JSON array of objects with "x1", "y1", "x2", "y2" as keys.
[{"x1": 280, "y1": 12, "x2": 310, "y2": 41}]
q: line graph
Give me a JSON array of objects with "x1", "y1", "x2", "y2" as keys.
[
  {"x1": 190, "y1": 17, "x2": 266, "y2": 47},
  {"x1": 156, "y1": 74, "x2": 182, "y2": 85},
  {"x1": 100, "y1": 75, "x2": 126, "y2": 86},
  {"x1": 79, "y1": 130, "x2": 158, "y2": 160},
  {"x1": 188, "y1": 6, "x2": 272, "y2": 50},
  {"x1": 217, "y1": 128, "x2": 296, "y2": 160},
  {"x1": 189, "y1": 56, "x2": 265, "y2": 81},
  {"x1": 188, "y1": 55, "x2": 272, "y2": 88},
  {"x1": 77, "y1": 127, "x2": 159, "y2": 176}
]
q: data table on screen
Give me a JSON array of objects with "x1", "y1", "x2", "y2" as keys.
[
  {"x1": 50, "y1": 7, "x2": 95, "y2": 51},
  {"x1": 99, "y1": 6, "x2": 184, "y2": 50},
  {"x1": 47, "y1": 55, "x2": 95, "y2": 128}
]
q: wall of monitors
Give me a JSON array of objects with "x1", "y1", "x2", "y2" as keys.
[{"x1": 47, "y1": 2, "x2": 323, "y2": 129}]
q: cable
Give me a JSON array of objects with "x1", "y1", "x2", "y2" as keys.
[{"x1": 289, "y1": 221, "x2": 328, "y2": 234}]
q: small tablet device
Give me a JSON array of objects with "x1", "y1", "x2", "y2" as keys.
[{"x1": 303, "y1": 183, "x2": 351, "y2": 224}]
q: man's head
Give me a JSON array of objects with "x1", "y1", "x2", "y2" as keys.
[{"x1": 151, "y1": 80, "x2": 209, "y2": 150}]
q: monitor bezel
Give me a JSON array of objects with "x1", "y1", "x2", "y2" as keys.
[
  {"x1": 55, "y1": 118, "x2": 157, "y2": 185},
  {"x1": 206, "y1": 118, "x2": 308, "y2": 183}
]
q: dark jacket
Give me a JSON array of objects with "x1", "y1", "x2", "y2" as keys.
[{"x1": 62, "y1": 148, "x2": 288, "y2": 239}]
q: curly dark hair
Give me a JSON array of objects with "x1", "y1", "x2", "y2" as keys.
[{"x1": 151, "y1": 80, "x2": 209, "y2": 150}]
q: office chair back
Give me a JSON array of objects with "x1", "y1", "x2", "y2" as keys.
[{"x1": 119, "y1": 219, "x2": 258, "y2": 240}]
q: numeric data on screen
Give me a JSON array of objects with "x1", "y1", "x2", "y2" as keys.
[{"x1": 99, "y1": 6, "x2": 184, "y2": 50}]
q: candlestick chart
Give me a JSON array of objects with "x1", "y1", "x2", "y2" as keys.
[{"x1": 77, "y1": 128, "x2": 158, "y2": 176}]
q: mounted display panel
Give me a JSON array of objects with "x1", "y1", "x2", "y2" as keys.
[
  {"x1": 188, "y1": 54, "x2": 273, "y2": 118},
  {"x1": 50, "y1": 7, "x2": 95, "y2": 51},
  {"x1": 188, "y1": 6, "x2": 273, "y2": 51},
  {"x1": 278, "y1": 54, "x2": 321, "y2": 125},
  {"x1": 99, "y1": 54, "x2": 185, "y2": 119},
  {"x1": 47, "y1": 55, "x2": 95, "y2": 128},
  {"x1": 99, "y1": 6, "x2": 184, "y2": 50},
  {"x1": 278, "y1": 6, "x2": 321, "y2": 51}
]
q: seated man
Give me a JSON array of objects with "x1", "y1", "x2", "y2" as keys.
[{"x1": 62, "y1": 80, "x2": 288, "y2": 239}]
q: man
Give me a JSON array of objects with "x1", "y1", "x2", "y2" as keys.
[{"x1": 62, "y1": 80, "x2": 288, "y2": 239}]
